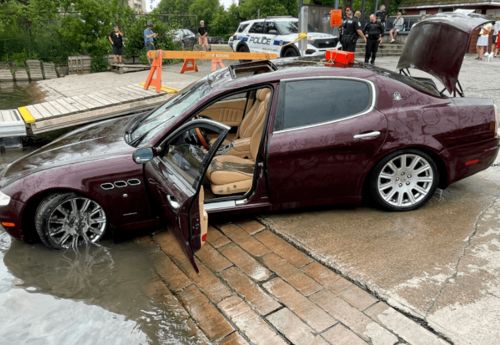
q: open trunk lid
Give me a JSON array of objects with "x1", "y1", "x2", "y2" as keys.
[{"x1": 397, "y1": 12, "x2": 492, "y2": 94}]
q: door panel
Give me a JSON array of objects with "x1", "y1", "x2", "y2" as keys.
[
  {"x1": 144, "y1": 119, "x2": 229, "y2": 271},
  {"x1": 267, "y1": 111, "x2": 388, "y2": 207},
  {"x1": 201, "y1": 99, "x2": 246, "y2": 126}
]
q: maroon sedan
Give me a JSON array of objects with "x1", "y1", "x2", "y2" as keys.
[{"x1": 0, "y1": 13, "x2": 498, "y2": 270}]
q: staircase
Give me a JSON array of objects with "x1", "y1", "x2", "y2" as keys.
[{"x1": 355, "y1": 41, "x2": 405, "y2": 57}]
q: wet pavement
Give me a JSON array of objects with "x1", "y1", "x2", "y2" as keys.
[{"x1": 262, "y1": 55, "x2": 500, "y2": 345}]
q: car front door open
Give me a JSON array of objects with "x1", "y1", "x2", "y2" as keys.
[{"x1": 144, "y1": 119, "x2": 229, "y2": 272}]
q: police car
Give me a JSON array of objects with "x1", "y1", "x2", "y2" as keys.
[{"x1": 228, "y1": 17, "x2": 339, "y2": 57}]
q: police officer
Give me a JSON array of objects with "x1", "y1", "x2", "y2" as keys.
[
  {"x1": 341, "y1": 7, "x2": 366, "y2": 52},
  {"x1": 364, "y1": 14, "x2": 384, "y2": 64}
]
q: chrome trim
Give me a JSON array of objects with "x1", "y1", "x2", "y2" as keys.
[
  {"x1": 100, "y1": 183, "x2": 114, "y2": 190},
  {"x1": 204, "y1": 200, "x2": 237, "y2": 211},
  {"x1": 114, "y1": 180, "x2": 128, "y2": 188},
  {"x1": 235, "y1": 198, "x2": 248, "y2": 205},
  {"x1": 127, "y1": 178, "x2": 142, "y2": 186},
  {"x1": 0, "y1": 190, "x2": 11, "y2": 206},
  {"x1": 273, "y1": 76, "x2": 377, "y2": 134},
  {"x1": 167, "y1": 195, "x2": 181, "y2": 210},
  {"x1": 353, "y1": 131, "x2": 381, "y2": 140}
]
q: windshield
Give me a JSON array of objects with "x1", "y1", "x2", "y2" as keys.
[
  {"x1": 128, "y1": 78, "x2": 212, "y2": 145},
  {"x1": 276, "y1": 20, "x2": 298, "y2": 35}
]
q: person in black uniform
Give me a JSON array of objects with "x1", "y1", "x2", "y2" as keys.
[
  {"x1": 341, "y1": 7, "x2": 366, "y2": 52},
  {"x1": 364, "y1": 14, "x2": 385, "y2": 64}
]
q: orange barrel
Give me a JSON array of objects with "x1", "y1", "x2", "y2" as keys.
[{"x1": 330, "y1": 9, "x2": 343, "y2": 28}]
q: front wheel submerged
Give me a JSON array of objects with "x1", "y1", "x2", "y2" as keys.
[
  {"x1": 369, "y1": 150, "x2": 439, "y2": 211},
  {"x1": 35, "y1": 193, "x2": 107, "y2": 249}
]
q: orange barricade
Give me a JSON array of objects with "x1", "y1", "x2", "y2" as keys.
[
  {"x1": 143, "y1": 50, "x2": 278, "y2": 93},
  {"x1": 330, "y1": 9, "x2": 343, "y2": 28}
]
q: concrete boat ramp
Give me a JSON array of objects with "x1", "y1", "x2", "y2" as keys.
[{"x1": 0, "y1": 63, "x2": 205, "y2": 138}]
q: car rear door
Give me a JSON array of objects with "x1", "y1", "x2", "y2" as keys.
[
  {"x1": 143, "y1": 119, "x2": 229, "y2": 272},
  {"x1": 267, "y1": 77, "x2": 387, "y2": 207}
]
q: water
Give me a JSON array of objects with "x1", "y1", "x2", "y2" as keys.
[
  {"x1": 0, "y1": 150, "x2": 203, "y2": 345},
  {"x1": 0, "y1": 82, "x2": 44, "y2": 109}
]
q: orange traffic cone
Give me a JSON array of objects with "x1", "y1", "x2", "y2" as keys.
[{"x1": 180, "y1": 58, "x2": 199, "y2": 74}]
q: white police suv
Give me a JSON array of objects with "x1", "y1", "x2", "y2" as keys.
[{"x1": 228, "y1": 17, "x2": 339, "y2": 57}]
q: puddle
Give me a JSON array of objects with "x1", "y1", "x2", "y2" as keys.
[
  {"x1": 0, "y1": 230, "x2": 202, "y2": 345},
  {"x1": 0, "y1": 82, "x2": 45, "y2": 109}
]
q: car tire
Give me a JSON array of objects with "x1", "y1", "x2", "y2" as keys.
[
  {"x1": 35, "y1": 193, "x2": 107, "y2": 249},
  {"x1": 282, "y1": 47, "x2": 300, "y2": 57},
  {"x1": 237, "y1": 44, "x2": 250, "y2": 62},
  {"x1": 368, "y1": 150, "x2": 439, "y2": 211}
]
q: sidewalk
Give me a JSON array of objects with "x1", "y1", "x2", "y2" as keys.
[{"x1": 139, "y1": 221, "x2": 449, "y2": 345}]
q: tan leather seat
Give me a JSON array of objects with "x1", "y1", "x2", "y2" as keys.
[
  {"x1": 210, "y1": 88, "x2": 271, "y2": 156},
  {"x1": 207, "y1": 116, "x2": 265, "y2": 195}
]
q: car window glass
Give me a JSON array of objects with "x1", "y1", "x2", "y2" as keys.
[
  {"x1": 265, "y1": 21, "x2": 278, "y2": 34},
  {"x1": 275, "y1": 20, "x2": 299, "y2": 35},
  {"x1": 249, "y1": 22, "x2": 264, "y2": 33},
  {"x1": 162, "y1": 126, "x2": 220, "y2": 188},
  {"x1": 237, "y1": 23, "x2": 249, "y2": 32},
  {"x1": 276, "y1": 78, "x2": 372, "y2": 130}
]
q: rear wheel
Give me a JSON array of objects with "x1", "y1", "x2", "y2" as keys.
[
  {"x1": 35, "y1": 193, "x2": 107, "y2": 249},
  {"x1": 369, "y1": 150, "x2": 438, "y2": 211}
]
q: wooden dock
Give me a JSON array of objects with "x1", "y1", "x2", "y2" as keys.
[
  {"x1": 111, "y1": 63, "x2": 151, "y2": 74},
  {"x1": 1, "y1": 83, "x2": 178, "y2": 137}
]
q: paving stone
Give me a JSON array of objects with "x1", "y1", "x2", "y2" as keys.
[
  {"x1": 234, "y1": 219, "x2": 266, "y2": 235},
  {"x1": 219, "y1": 332, "x2": 250, "y2": 345},
  {"x1": 207, "y1": 226, "x2": 231, "y2": 248},
  {"x1": 152, "y1": 251, "x2": 192, "y2": 292},
  {"x1": 302, "y1": 262, "x2": 343, "y2": 288},
  {"x1": 311, "y1": 336, "x2": 332, "y2": 345},
  {"x1": 310, "y1": 290, "x2": 398, "y2": 345},
  {"x1": 263, "y1": 278, "x2": 336, "y2": 333},
  {"x1": 178, "y1": 285, "x2": 234, "y2": 341},
  {"x1": 255, "y1": 230, "x2": 313, "y2": 268},
  {"x1": 220, "y1": 243, "x2": 273, "y2": 282},
  {"x1": 338, "y1": 284, "x2": 378, "y2": 311},
  {"x1": 218, "y1": 295, "x2": 288, "y2": 345},
  {"x1": 221, "y1": 266, "x2": 281, "y2": 316},
  {"x1": 145, "y1": 278, "x2": 190, "y2": 319},
  {"x1": 195, "y1": 242, "x2": 233, "y2": 273},
  {"x1": 262, "y1": 253, "x2": 322, "y2": 296},
  {"x1": 267, "y1": 308, "x2": 316, "y2": 345},
  {"x1": 364, "y1": 302, "x2": 448, "y2": 345},
  {"x1": 321, "y1": 324, "x2": 368, "y2": 345},
  {"x1": 219, "y1": 223, "x2": 271, "y2": 257},
  {"x1": 155, "y1": 231, "x2": 232, "y2": 303}
]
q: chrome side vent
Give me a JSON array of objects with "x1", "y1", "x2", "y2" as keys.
[
  {"x1": 127, "y1": 178, "x2": 141, "y2": 186},
  {"x1": 100, "y1": 183, "x2": 114, "y2": 190},
  {"x1": 114, "y1": 180, "x2": 128, "y2": 188}
]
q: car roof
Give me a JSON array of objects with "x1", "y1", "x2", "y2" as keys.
[
  {"x1": 240, "y1": 17, "x2": 298, "y2": 25},
  {"x1": 208, "y1": 58, "x2": 443, "y2": 98}
]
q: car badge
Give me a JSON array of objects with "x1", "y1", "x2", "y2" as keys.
[{"x1": 393, "y1": 92, "x2": 402, "y2": 101}]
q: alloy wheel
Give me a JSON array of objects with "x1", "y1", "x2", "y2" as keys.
[{"x1": 377, "y1": 153, "x2": 435, "y2": 208}]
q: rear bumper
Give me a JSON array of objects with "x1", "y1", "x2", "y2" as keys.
[
  {"x1": 445, "y1": 137, "x2": 499, "y2": 185},
  {"x1": 0, "y1": 198, "x2": 26, "y2": 240}
]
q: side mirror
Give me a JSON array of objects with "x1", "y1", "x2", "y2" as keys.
[{"x1": 133, "y1": 147, "x2": 155, "y2": 164}]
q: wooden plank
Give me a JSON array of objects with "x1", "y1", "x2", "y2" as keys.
[
  {"x1": 72, "y1": 95, "x2": 104, "y2": 109},
  {"x1": 130, "y1": 83, "x2": 159, "y2": 95},
  {"x1": 28, "y1": 103, "x2": 51, "y2": 120},
  {"x1": 86, "y1": 93, "x2": 114, "y2": 106},
  {"x1": 54, "y1": 98, "x2": 81, "y2": 113},
  {"x1": 92, "y1": 92, "x2": 121, "y2": 104},
  {"x1": 26, "y1": 105, "x2": 45, "y2": 119},
  {"x1": 65, "y1": 97, "x2": 90, "y2": 111},
  {"x1": 46, "y1": 100, "x2": 69, "y2": 115},
  {"x1": 108, "y1": 90, "x2": 139, "y2": 102},
  {"x1": 117, "y1": 86, "x2": 148, "y2": 99}
]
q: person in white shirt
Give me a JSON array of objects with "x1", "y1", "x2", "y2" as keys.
[{"x1": 390, "y1": 12, "x2": 404, "y2": 43}]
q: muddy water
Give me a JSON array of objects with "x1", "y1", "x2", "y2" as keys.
[
  {"x1": 0, "y1": 149, "x2": 201, "y2": 345},
  {"x1": 0, "y1": 82, "x2": 45, "y2": 109}
]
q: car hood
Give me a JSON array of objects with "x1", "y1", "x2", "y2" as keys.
[
  {"x1": 0, "y1": 116, "x2": 134, "y2": 187},
  {"x1": 397, "y1": 12, "x2": 491, "y2": 93}
]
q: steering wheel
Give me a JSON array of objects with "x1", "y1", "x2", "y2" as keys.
[{"x1": 194, "y1": 128, "x2": 210, "y2": 150}]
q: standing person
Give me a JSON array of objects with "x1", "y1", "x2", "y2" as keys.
[
  {"x1": 364, "y1": 14, "x2": 384, "y2": 65},
  {"x1": 389, "y1": 12, "x2": 404, "y2": 43},
  {"x1": 144, "y1": 22, "x2": 158, "y2": 64},
  {"x1": 375, "y1": 4, "x2": 387, "y2": 45},
  {"x1": 341, "y1": 7, "x2": 366, "y2": 52},
  {"x1": 476, "y1": 23, "x2": 492, "y2": 60},
  {"x1": 108, "y1": 25, "x2": 124, "y2": 64},
  {"x1": 492, "y1": 20, "x2": 500, "y2": 57},
  {"x1": 198, "y1": 20, "x2": 209, "y2": 51}
]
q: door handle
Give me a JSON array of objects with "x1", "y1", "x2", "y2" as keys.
[
  {"x1": 166, "y1": 195, "x2": 180, "y2": 210},
  {"x1": 353, "y1": 131, "x2": 381, "y2": 140}
]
